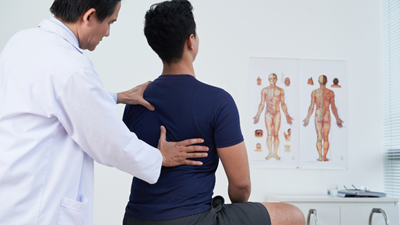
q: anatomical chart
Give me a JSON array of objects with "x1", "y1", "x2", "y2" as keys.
[
  {"x1": 299, "y1": 59, "x2": 348, "y2": 169},
  {"x1": 249, "y1": 57, "x2": 300, "y2": 169},
  {"x1": 249, "y1": 57, "x2": 348, "y2": 169}
]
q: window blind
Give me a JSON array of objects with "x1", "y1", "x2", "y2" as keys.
[{"x1": 383, "y1": 0, "x2": 400, "y2": 221}]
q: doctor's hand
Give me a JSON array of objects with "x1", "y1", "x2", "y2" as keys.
[
  {"x1": 158, "y1": 126, "x2": 209, "y2": 167},
  {"x1": 117, "y1": 81, "x2": 155, "y2": 111}
]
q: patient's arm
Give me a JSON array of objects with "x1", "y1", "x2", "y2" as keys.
[{"x1": 217, "y1": 141, "x2": 251, "y2": 203}]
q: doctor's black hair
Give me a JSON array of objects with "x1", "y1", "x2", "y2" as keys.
[
  {"x1": 144, "y1": 0, "x2": 196, "y2": 65},
  {"x1": 50, "y1": 0, "x2": 121, "y2": 23}
]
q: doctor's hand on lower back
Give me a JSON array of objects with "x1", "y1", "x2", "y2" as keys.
[
  {"x1": 117, "y1": 81, "x2": 155, "y2": 111},
  {"x1": 158, "y1": 126, "x2": 209, "y2": 167}
]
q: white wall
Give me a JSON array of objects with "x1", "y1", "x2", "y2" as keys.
[{"x1": 0, "y1": 0, "x2": 382, "y2": 224}]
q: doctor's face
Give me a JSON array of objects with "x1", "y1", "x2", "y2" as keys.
[{"x1": 81, "y1": 2, "x2": 121, "y2": 51}]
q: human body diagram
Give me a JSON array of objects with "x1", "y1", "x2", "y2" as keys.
[
  {"x1": 302, "y1": 75, "x2": 343, "y2": 162},
  {"x1": 253, "y1": 74, "x2": 293, "y2": 160}
]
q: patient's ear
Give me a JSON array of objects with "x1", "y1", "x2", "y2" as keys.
[{"x1": 187, "y1": 34, "x2": 195, "y2": 50}]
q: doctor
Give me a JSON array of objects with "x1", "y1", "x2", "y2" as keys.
[{"x1": 0, "y1": 0, "x2": 208, "y2": 224}]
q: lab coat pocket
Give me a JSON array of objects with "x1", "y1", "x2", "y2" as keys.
[{"x1": 58, "y1": 195, "x2": 88, "y2": 225}]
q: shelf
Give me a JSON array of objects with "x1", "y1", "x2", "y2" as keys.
[{"x1": 266, "y1": 195, "x2": 399, "y2": 203}]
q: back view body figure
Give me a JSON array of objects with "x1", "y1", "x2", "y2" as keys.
[
  {"x1": 303, "y1": 75, "x2": 343, "y2": 161},
  {"x1": 254, "y1": 74, "x2": 293, "y2": 160}
]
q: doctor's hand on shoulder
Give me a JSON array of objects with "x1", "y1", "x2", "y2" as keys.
[
  {"x1": 158, "y1": 126, "x2": 209, "y2": 167},
  {"x1": 117, "y1": 81, "x2": 155, "y2": 111}
]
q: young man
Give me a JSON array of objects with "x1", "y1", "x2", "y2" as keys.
[
  {"x1": 0, "y1": 0, "x2": 208, "y2": 224},
  {"x1": 123, "y1": 1, "x2": 305, "y2": 224}
]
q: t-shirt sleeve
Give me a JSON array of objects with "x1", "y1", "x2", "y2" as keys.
[{"x1": 212, "y1": 90, "x2": 244, "y2": 148}]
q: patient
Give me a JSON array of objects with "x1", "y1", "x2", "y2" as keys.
[{"x1": 122, "y1": 0, "x2": 305, "y2": 224}]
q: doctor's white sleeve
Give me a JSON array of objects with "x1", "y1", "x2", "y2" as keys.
[
  {"x1": 108, "y1": 92, "x2": 117, "y2": 103},
  {"x1": 55, "y1": 66, "x2": 162, "y2": 184}
]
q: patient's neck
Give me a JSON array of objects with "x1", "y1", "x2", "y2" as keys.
[{"x1": 161, "y1": 57, "x2": 195, "y2": 77}]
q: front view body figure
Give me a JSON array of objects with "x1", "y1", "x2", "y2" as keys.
[
  {"x1": 254, "y1": 73, "x2": 293, "y2": 160},
  {"x1": 303, "y1": 75, "x2": 343, "y2": 161}
]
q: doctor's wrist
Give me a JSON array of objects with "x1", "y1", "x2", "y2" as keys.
[{"x1": 116, "y1": 92, "x2": 126, "y2": 104}]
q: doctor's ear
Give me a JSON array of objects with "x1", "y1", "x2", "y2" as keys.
[{"x1": 82, "y1": 8, "x2": 97, "y2": 24}]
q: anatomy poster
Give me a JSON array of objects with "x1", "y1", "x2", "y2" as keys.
[
  {"x1": 299, "y1": 59, "x2": 348, "y2": 169},
  {"x1": 249, "y1": 57, "x2": 300, "y2": 169},
  {"x1": 248, "y1": 57, "x2": 348, "y2": 170}
]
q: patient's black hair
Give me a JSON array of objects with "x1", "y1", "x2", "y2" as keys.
[{"x1": 144, "y1": 0, "x2": 196, "y2": 65}]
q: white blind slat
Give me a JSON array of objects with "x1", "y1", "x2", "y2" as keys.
[{"x1": 382, "y1": 0, "x2": 400, "y2": 222}]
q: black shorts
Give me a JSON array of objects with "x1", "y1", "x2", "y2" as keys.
[{"x1": 123, "y1": 196, "x2": 271, "y2": 225}]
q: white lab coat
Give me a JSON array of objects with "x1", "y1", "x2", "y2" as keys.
[{"x1": 0, "y1": 20, "x2": 162, "y2": 225}]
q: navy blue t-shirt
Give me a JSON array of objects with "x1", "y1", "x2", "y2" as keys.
[{"x1": 123, "y1": 75, "x2": 244, "y2": 220}]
